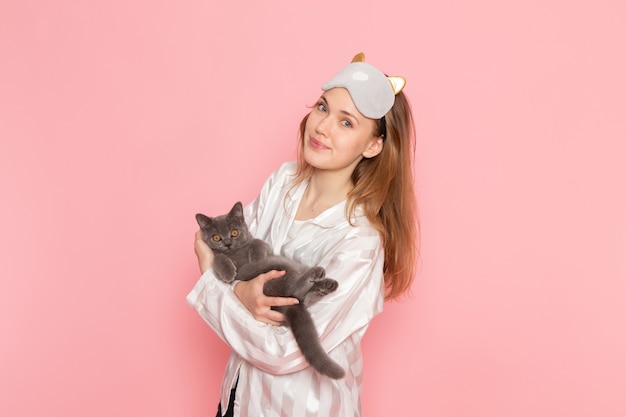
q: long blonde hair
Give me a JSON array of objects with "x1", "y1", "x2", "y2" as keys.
[{"x1": 292, "y1": 91, "x2": 420, "y2": 300}]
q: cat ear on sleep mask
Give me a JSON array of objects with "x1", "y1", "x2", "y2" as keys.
[{"x1": 321, "y1": 52, "x2": 406, "y2": 119}]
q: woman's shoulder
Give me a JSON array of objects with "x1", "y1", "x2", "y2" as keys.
[
  {"x1": 274, "y1": 161, "x2": 297, "y2": 178},
  {"x1": 262, "y1": 161, "x2": 298, "y2": 191}
]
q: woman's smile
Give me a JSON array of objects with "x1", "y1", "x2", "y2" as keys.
[{"x1": 308, "y1": 136, "x2": 330, "y2": 150}]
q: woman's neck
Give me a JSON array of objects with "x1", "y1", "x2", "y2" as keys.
[{"x1": 295, "y1": 170, "x2": 352, "y2": 220}]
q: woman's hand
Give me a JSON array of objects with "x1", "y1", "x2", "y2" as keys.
[
  {"x1": 194, "y1": 230, "x2": 214, "y2": 273},
  {"x1": 233, "y1": 270, "x2": 300, "y2": 326}
]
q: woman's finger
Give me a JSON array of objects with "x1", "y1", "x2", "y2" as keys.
[
  {"x1": 255, "y1": 271, "x2": 299, "y2": 307},
  {"x1": 257, "y1": 269, "x2": 286, "y2": 282},
  {"x1": 263, "y1": 310, "x2": 286, "y2": 326},
  {"x1": 269, "y1": 296, "x2": 299, "y2": 307}
]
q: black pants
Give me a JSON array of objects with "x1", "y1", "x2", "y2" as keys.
[{"x1": 215, "y1": 380, "x2": 237, "y2": 417}]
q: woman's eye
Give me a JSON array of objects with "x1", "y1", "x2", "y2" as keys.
[
  {"x1": 212, "y1": 235, "x2": 221, "y2": 242},
  {"x1": 316, "y1": 102, "x2": 327, "y2": 112},
  {"x1": 231, "y1": 229, "x2": 239, "y2": 237},
  {"x1": 341, "y1": 120, "x2": 353, "y2": 128}
]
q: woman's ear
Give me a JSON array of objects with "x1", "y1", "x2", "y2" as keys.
[{"x1": 362, "y1": 136, "x2": 384, "y2": 159}]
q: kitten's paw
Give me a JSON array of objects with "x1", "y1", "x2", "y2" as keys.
[
  {"x1": 220, "y1": 273, "x2": 236, "y2": 283},
  {"x1": 303, "y1": 279, "x2": 338, "y2": 306},
  {"x1": 214, "y1": 260, "x2": 237, "y2": 283},
  {"x1": 314, "y1": 278, "x2": 338, "y2": 295},
  {"x1": 310, "y1": 267, "x2": 326, "y2": 282}
]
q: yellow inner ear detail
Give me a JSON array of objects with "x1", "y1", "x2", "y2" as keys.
[{"x1": 387, "y1": 76, "x2": 406, "y2": 95}]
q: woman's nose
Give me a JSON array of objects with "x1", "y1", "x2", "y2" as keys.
[{"x1": 314, "y1": 115, "x2": 331, "y2": 136}]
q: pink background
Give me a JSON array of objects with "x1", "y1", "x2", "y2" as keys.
[{"x1": 1, "y1": 1, "x2": 625, "y2": 416}]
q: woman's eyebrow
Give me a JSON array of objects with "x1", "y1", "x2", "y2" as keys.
[
  {"x1": 338, "y1": 107, "x2": 359, "y2": 125},
  {"x1": 322, "y1": 95, "x2": 358, "y2": 120},
  {"x1": 340, "y1": 109, "x2": 358, "y2": 120}
]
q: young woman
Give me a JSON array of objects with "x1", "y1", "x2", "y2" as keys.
[{"x1": 188, "y1": 53, "x2": 419, "y2": 417}]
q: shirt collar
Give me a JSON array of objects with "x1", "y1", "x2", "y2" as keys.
[{"x1": 286, "y1": 179, "x2": 364, "y2": 229}]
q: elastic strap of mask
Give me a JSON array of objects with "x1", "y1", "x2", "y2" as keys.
[{"x1": 380, "y1": 116, "x2": 387, "y2": 139}]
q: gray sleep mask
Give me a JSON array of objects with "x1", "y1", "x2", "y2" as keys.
[{"x1": 321, "y1": 52, "x2": 405, "y2": 119}]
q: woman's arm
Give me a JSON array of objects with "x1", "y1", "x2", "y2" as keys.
[
  {"x1": 232, "y1": 270, "x2": 294, "y2": 326},
  {"x1": 194, "y1": 230, "x2": 214, "y2": 274},
  {"x1": 186, "y1": 226, "x2": 384, "y2": 375}
]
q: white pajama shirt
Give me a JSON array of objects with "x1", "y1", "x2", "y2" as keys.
[{"x1": 187, "y1": 161, "x2": 385, "y2": 417}]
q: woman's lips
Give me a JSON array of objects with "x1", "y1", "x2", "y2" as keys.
[{"x1": 309, "y1": 136, "x2": 330, "y2": 150}]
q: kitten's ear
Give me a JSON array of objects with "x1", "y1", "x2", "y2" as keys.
[
  {"x1": 229, "y1": 201, "x2": 244, "y2": 219},
  {"x1": 195, "y1": 213, "x2": 211, "y2": 228}
]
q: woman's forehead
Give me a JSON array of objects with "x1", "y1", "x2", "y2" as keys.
[{"x1": 321, "y1": 88, "x2": 363, "y2": 118}]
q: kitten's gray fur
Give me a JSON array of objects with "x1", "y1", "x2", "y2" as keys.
[{"x1": 195, "y1": 201, "x2": 345, "y2": 379}]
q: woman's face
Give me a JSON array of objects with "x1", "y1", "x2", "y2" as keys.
[{"x1": 302, "y1": 87, "x2": 383, "y2": 176}]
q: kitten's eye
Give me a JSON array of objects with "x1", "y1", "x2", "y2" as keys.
[
  {"x1": 231, "y1": 229, "x2": 239, "y2": 237},
  {"x1": 212, "y1": 234, "x2": 221, "y2": 242}
]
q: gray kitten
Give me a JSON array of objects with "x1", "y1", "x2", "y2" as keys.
[{"x1": 195, "y1": 201, "x2": 345, "y2": 379}]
